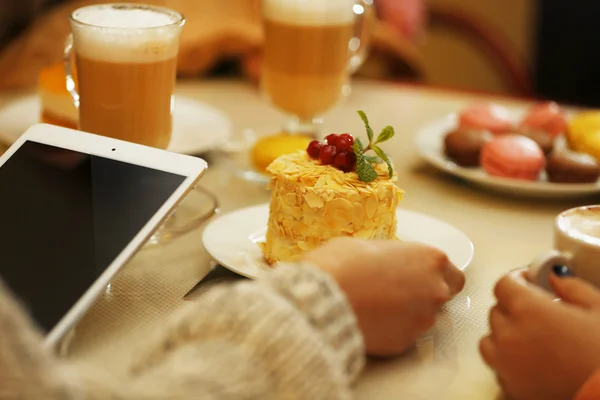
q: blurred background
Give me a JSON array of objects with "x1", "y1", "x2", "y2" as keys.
[{"x1": 1, "y1": 0, "x2": 599, "y2": 107}]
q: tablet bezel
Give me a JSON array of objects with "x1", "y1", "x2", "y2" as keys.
[{"x1": 0, "y1": 124, "x2": 208, "y2": 348}]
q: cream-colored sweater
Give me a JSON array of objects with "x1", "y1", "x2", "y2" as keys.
[{"x1": 0, "y1": 264, "x2": 365, "y2": 399}]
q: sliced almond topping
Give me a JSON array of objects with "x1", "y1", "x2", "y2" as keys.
[{"x1": 304, "y1": 189, "x2": 324, "y2": 209}]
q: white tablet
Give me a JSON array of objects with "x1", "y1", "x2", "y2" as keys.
[{"x1": 0, "y1": 124, "x2": 208, "y2": 348}]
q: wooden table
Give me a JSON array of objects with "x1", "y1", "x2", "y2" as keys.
[{"x1": 1, "y1": 80, "x2": 594, "y2": 399}]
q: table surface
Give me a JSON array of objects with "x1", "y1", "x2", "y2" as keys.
[{"x1": 1, "y1": 80, "x2": 595, "y2": 399}]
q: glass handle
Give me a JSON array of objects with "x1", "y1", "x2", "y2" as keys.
[
  {"x1": 63, "y1": 34, "x2": 80, "y2": 109},
  {"x1": 349, "y1": 0, "x2": 375, "y2": 74}
]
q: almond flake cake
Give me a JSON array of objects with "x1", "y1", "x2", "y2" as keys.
[{"x1": 261, "y1": 150, "x2": 403, "y2": 264}]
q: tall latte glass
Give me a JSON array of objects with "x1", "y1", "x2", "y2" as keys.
[
  {"x1": 262, "y1": 0, "x2": 370, "y2": 134},
  {"x1": 64, "y1": 4, "x2": 184, "y2": 149},
  {"x1": 63, "y1": 4, "x2": 217, "y2": 245}
]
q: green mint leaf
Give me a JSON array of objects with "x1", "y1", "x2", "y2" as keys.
[
  {"x1": 353, "y1": 137, "x2": 365, "y2": 153},
  {"x1": 364, "y1": 155, "x2": 380, "y2": 163},
  {"x1": 372, "y1": 145, "x2": 394, "y2": 178},
  {"x1": 357, "y1": 110, "x2": 374, "y2": 144},
  {"x1": 374, "y1": 126, "x2": 395, "y2": 145},
  {"x1": 356, "y1": 156, "x2": 378, "y2": 182}
]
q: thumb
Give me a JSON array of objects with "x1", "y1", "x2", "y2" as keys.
[{"x1": 550, "y1": 274, "x2": 600, "y2": 309}]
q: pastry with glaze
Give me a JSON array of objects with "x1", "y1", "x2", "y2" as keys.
[
  {"x1": 443, "y1": 129, "x2": 493, "y2": 167},
  {"x1": 458, "y1": 102, "x2": 514, "y2": 135},
  {"x1": 567, "y1": 112, "x2": 600, "y2": 160},
  {"x1": 546, "y1": 150, "x2": 600, "y2": 184},
  {"x1": 480, "y1": 135, "x2": 545, "y2": 181},
  {"x1": 519, "y1": 101, "x2": 567, "y2": 139}
]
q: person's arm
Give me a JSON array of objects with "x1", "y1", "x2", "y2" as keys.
[
  {"x1": 0, "y1": 278, "x2": 84, "y2": 399},
  {"x1": 1, "y1": 238, "x2": 463, "y2": 399},
  {"x1": 124, "y1": 264, "x2": 364, "y2": 399},
  {"x1": 0, "y1": 264, "x2": 364, "y2": 400},
  {"x1": 576, "y1": 371, "x2": 600, "y2": 400},
  {"x1": 480, "y1": 271, "x2": 600, "y2": 400}
]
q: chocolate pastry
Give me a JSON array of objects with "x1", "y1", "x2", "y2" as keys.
[
  {"x1": 520, "y1": 130, "x2": 555, "y2": 155},
  {"x1": 443, "y1": 129, "x2": 493, "y2": 167},
  {"x1": 546, "y1": 150, "x2": 600, "y2": 183}
]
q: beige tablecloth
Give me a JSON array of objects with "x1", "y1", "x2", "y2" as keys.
[{"x1": 1, "y1": 80, "x2": 595, "y2": 399}]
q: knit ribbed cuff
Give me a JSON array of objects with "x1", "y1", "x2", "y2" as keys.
[{"x1": 262, "y1": 263, "x2": 365, "y2": 383}]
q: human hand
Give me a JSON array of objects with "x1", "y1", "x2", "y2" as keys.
[
  {"x1": 480, "y1": 269, "x2": 600, "y2": 400},
  {"x1": 303, "y1": 238, "x2": 465, "y2": 356}
]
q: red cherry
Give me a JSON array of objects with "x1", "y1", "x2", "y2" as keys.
[
  {"x1": 306, "y1": 140, "x2": 322, "y2": 159},
  {"x1": 325, "y1": 134, "x2": 339, "y2": 147},
  {"x1": 333, "y1": 151, "x2": 357, "y2": 172},
  {"x1": 336, "y1": 133, "x2": 354, "y2": 151},
  {"x1": 319, "y1": 145, "x2": 337, "y2": 165}
]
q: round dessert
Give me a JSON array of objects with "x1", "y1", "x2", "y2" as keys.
[
  {"x1": 260, "y1": 115, "x2": 403, "y2": 264},
  {"x1": 443, "y1": 129, "x2": 493, "y2": 167},
  {"x1": 262, "y1": 151, "x2": 402, "y2": 264},
  {"x1": 567, "y1": 112, "x2": 600, "y2": 160},
  {"x1": 519, "y1": 101, "x2": 567, "y2": 138},
  {"x1": 38, "y1": 62, "x2": 78, "y2": 129},
  {"x1": 480, "y1": 135, "x2": 545, "y2": 181},
  {"x1": 458, "y1": 102, "x2": 514, "y2": 135},
  {"x1": 546, "y1": 150, "x2": 600, "y2": 184},
  {"x1": 519, "y1": 130, "x2": 554, "y2": 155}
]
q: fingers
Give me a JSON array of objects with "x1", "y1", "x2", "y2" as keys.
[
  {"x1": 494, "y1": 270, "x2": 553, "y2": 313},
  {"x1": 442, "y1": 261, "x2": 465, "y2": 297},
  {"x1": 489, "y1": 305, "x2": 509, "y2": 333},
  {"x1": 550, "y1": 274, "x2": 600, "y2": 309},
  {"x1": 479, "y1": 336, "x2": 497, "y2": 369}
]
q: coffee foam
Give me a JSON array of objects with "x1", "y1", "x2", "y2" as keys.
[
  {"x1": 263, "y1": 0, "x2": 356, "y2": 26},
  {"x1": 71, "y1": 5, "x2": 182, "y2": 63},
  {"x1": 561, "y1": 208, "x2": 600, "y2": 239}
]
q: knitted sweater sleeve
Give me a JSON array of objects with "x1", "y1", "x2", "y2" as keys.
[{"x1": 0, "y1": 264, "x2": 365, "y2": 400}]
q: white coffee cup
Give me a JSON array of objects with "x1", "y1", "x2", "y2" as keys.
[{"x1": 528, "y1": 205, "x2": 600, "y2": 291}]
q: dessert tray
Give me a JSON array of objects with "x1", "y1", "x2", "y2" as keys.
[
  {"x1": 202, "y1": 203, "x2": 474, "y2": 279},
  {"x1": 0, "y1": 95, "x2": 232, "y2": 155},
  {"x1": 415, "y1": 108, "x2": 600, "y2": 199}
]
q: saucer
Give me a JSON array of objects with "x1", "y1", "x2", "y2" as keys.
[
  {"x1": 202, "y1": 203, "x2": 474, "y2": 279},
  {"x1": 0, "y1": 95, "x2": 232, "y2": 155}
]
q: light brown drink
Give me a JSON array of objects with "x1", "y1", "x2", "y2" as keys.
[
  {"x1": 76, "y1": 55, "x2": 177, "y2": 149},
  {"x1": 68, "y1": 4, "x2": 183, "y2": 149},
  {"x1": 262, "y1": 19, "x2": 353, "y2": 120}
]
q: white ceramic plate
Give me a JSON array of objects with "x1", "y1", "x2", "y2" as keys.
[
  {"x1": 414, "y1": 111, "x2": 600, "y2": 198},
  {"x1": 202, "y1": 204, "x2": 474, "y2": 279},
  {"x1": 0, "y1": 95, "x2": 232, "y2": 155}
]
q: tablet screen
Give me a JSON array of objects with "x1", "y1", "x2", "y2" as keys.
[{"x1": 0, "y1": 141, "x2": 186, "y2": 332}]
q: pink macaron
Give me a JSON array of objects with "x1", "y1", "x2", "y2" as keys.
[
  {"x1": 480, "y1": 135, "x2": 545, "y2": 181},
  {"x1": 458, "y1": 102, "x2": 515, "y2": 135},
  {"x1": 519, "y1": 101, "x2": 568, "y2": 138}
]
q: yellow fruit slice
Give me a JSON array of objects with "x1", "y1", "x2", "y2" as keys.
[{"x1": 251, "y1": 133, "x2": 313, "y2": 172}]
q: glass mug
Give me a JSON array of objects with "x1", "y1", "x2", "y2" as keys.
[
  {"x1": 261, "y1": 0, "x2": 373, "y2": 134},
  {"x1": 63, "y1": 4, "x2": 218, "y2": 245},
  {"x1": 64, "y1": 3, "x2": 185, "y2": 149}
]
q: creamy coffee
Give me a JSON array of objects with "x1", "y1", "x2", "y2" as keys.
[
  {"x1": 70, "y1": 5, "x2": 183, "y2": 149},
  {"x1": 558, "y1": 206, "x2": 600, "y2": 240},
  {"x1": 262, "y1": 0, "x2": 355, "y2": 121},
  {"x1": 529, "y1": 205, "x2": 600, "y2": 292}
]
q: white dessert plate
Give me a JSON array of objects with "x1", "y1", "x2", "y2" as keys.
[
  {"x1": 0, "y1": 95, "x2": 232, "y2": 155},
  {"x1": 414, "y1": 110, "x2": 600, "y2": 199},
  {"x1": 202, "y1": 203, "x2": 474, "y2": 279}
]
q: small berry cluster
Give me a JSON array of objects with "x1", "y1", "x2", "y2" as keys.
[{"x1": 306, "y1": 133, "x2": 357, "y2": 172}]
